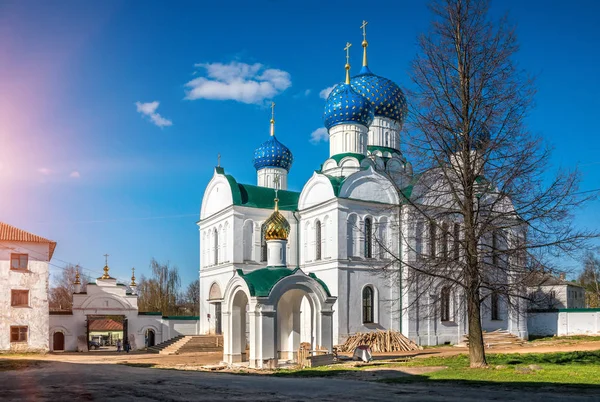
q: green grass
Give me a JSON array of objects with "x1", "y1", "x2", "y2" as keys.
[
  {"x1": 383, "y1": 351, "x2": 600, "y2": 386},
  {"x1": 528, "y1": 335, "x2": 600, "y2": 343}
]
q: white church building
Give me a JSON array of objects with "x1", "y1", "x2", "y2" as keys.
[{"x1": 198, "y1": 27, "x2": 527, "y2": 368}]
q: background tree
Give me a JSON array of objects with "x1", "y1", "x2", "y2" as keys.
[
  {"x1": 375, "y1": 0, "x2": 596, "y2": 367},
  {"x1": 49, "y1": 264, "x2": 89, "y2": 310},
  {"x1": 137, "y1": 258, "x2": 181, "y2": 316},
  {"x1": 578, "y1": 250, "x2": 600, "y2": 308},
  {"x1": 181, "y1": 279, "x2": 200, "y2": 316}
]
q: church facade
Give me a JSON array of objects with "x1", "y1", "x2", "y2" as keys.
[{"x1": 198, "y1": 27, "x2": 527, "y2": 368}]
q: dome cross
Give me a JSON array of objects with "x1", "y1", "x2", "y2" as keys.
[
  {"x1": 344, "y1": 42, "x2": 352, "y2": 84},
  {"x1": 361, "y1": 20, "x2": 369, "y2": 67}
]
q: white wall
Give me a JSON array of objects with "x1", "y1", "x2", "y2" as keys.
[
  {"x1": 0, "y1": 242, "x2": 50, "y2": 352},
  {"x1": 528, "y1": 309, "x2": 600, "y2": 337}
]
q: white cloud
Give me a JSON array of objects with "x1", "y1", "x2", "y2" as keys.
[
  {"x1": 135, "y1": 101, "x2": 173, "y2": 128},
  {"x1": 304, "y1": 89, "x2": 311, "y2": 96},
  {"x1": 310, "y1": 127, "x2": 329, "y2": 144},
  {"x1": 184, "y1": 61, "x2": 292, "y2": 105},
  {"x1": 69, "y1": 171, "x2": 80, "y2": 179},
  {"x1": 38, "y1": 167, "x2": 51, "y2": 175},
  {"x1": 319, "y1": 86, "x2": 335, "y2": 99}
]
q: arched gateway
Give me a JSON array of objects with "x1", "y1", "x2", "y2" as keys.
[{"x1": 219, "y1": 196, "x2": 336, "y2": 369}]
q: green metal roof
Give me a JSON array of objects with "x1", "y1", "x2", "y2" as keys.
[
  {"x1": 216, "y1": 168, "x2": 300, "y2": 211},
  {"x1": 325, "y1": 175, "x2": 345, "y2": 197},
  {"x1": 367, "y1": 145, "x2": 401, "y2": 156},
  {"x1": 329, "y1": 153, "x2": 366, "y2": 164},
  {"x1": 237, "y1": 267, "x2": 331, "y2": 297}
]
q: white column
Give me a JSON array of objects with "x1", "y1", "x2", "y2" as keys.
[
  {"x1": 257, "y1": 167, "x2": 288, "y2": 190},
  {"x1": 267, "y1": 239, "x2": 287, "y2": 267}
]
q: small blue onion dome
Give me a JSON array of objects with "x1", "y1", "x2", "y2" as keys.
[
  {"x1": 253, "y1": 136, "x2": 294, "y2": 171},
  {"x1": 350, "y1": 67, "x2": 408, "y2": 126},
  {"x1": 323, "y1": 83, "x2": 375, "y2": 130}
]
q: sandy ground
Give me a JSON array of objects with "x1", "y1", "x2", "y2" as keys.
[
  {"x1": 0, "y1": 359, "x2": 598, "y2": 401},
  {"x1": 1, "y1": 339, "x2": 599, "y2": 401}
]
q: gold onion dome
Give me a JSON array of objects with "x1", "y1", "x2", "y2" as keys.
[{"x1": 264, "y1": 198, "x2": 290, "y2": 241}]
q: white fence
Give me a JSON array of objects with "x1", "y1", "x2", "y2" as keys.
[{"x1": 528, "y1": 309, "x2": 600, "y2": 337}]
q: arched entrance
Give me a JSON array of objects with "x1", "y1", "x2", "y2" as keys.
[
  {"x1": 146, "y1": 329, "x2": 155, "y2": 347},
  {"x1": 53, "y1": 332, "x2": 64, "y2": 351},
  {"x1": 277, "y1": 290, "x2": 314, "y2": 361},
  {"x1": 231, "y1": 290, "x2": 249, "y2": 362}
]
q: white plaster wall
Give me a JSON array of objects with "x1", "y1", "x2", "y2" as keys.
[
  {"x1": 328, "y1": 124, "x2": 368, "y2": 156},
  {"x1": 0, "y1": 242, "x2": 50, "y2": 352},
  {"x1": 257, "y1": 167, "x2": 288, "y2": 190},
  {"x1": 367, "y1": 116, "x2": 401, "y2": 150},
  {"x1": 528, "y1": 310, "x2": 600, "y2": 337}
]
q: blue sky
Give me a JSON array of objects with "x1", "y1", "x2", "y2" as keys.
[{"x1": 0, "y1": 0, "x2": 598, "y2": 287}]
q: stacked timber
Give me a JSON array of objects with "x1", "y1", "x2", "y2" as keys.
[{"x1": 338, "y1": 330, "x2": 423, "y2": 353}]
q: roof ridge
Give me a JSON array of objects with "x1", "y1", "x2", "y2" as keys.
[{"x1": 0, "y1": 221, "x2": 57, "y2": 260}]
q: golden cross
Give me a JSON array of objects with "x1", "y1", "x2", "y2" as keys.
[
  {"x1": 270, "y1": 102, "x2": 275, "y2": 122},
  {"x1": 344, "y1": 42, "x2": 352, "y2": 65},
  {"x1": 217, "y1": 153, "x2": 221, "y2": 167},
  {"x1": 361, "y1": 20, "x2": 368, "y2": 40},
  {"x1": 103, "y1": 254, "x2": 109, "y2": 266}
]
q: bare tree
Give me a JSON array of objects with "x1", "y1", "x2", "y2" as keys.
[
  {"x1": 137, "y1": 258, "x2": 181, "y2": 316},
  {"x1": 579, "y1": 250, "x2": 600, "y2": 308},
  {"x1": 49, "y1": 264, "x2": 89, "y2": 310},
  {"x1": 368, "y1": 0, "x2": 597, "y2": 367}
]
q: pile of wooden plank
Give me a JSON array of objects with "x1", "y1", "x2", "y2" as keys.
[{"x1": 337, "y1": 330, "x2": 423, "y2": 353}]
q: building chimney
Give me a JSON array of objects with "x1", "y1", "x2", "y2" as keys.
[{"x1": 559, "y1": 272, "x2": 566, "y2": 281}]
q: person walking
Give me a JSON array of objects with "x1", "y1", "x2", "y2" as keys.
[
  {"x1": 116, "y1": 339, "x2": 122, "y2": 352},
  {"x1": 124, "y1": 340, "x2": 131, "y2": 353}
]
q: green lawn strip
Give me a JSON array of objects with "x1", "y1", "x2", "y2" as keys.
[
  {"x1": 528, "y1": 335, "x2": 600, "y2": 343},
  {"x1": 382, "y1": 351, "x2": 600, "y2": 386}
]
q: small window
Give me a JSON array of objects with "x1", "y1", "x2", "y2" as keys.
[
  {"x1": 11, "y1": 254, "x2": 28, "y2": 270},
  {"x1": 315, "y1": 221, "x2": 322, "y2": 261},
  {"x1": 11, "y1": 290, "x2": 29, "y2": 307},
  {"x1": 364, "y1": 218, "x2": 373, "y2": 258},
  {"x1": 362, "y1": 286, "x2": 374, "y2": 323},
  {"x1": 492, "y1": 231, "x2": 499, "y2": 265},
  {"x1": 260, "y1": 224, "x2": 267, "y2": 262},
  {"x1": 453, "y1": 223, "x2": 460, "y2": 260},
  {"x1": 491, "y1": 292, "x2": 500, "y2": 320},
  {"x1": 10, "y1": 326, "x2": 28, "y2": 343},
  {"x1": 441, "y1": 223, "x2": 449, "y2": 260},
  {"x1": 429, "y1": 221, "x2": 437, "y2": 259},
  {"x1": 441, "y1": 286, "x2": 451, "y2": 321}
]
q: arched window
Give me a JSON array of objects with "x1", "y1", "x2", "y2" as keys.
[
  {"x1": 491, "y1": 292, "x2": 500, "y2": 320},
  {"x1": 429, "y1": 220, "x2": 437, "y2": 259},
  {"x1": 441, "y1": 286, "x2": 451, "y2": 322},
  {"x1": 362, "y1": 286, "x2": 374, "y2": 323},
  {"x1": 415, "y1": 220, "x2": 424, "y2": 259},
  {"x1": 347, "y1": 215, "x2": 357, "y2": 258},
  {"x1": 243, "y1": 221, "x2": 253, "y2": 261},
  {"x1": 223, "y1": 223, "x2": 229, "y2": 263},
  {"x1": 315, "y1": 220, "x2": 322, "y2": 261},
  {"x1": 213, "y1": 228, "x2": 219, "y2": 265},
  {"x1": 260, "y1": 224, "x2": 267, "y2": 262},
  {"x1": 364, "y1": 217, "x2": 373, "y2": 258},
  {"x1": 379, "y1": 218, "x2": 388, "y2": 259},
  {"x1": 492, "y1": 231, "x2": 499, "y2": 265},
  {"x1": 453, "y1": 223, "x2": 460, "y2": 261},
  {"x1": 441, "y1": 222, "x2": 449, "y2": 260}
]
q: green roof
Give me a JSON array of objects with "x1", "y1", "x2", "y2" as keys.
[
  {"x1": 237, "y1": 267, "x2": 331, "y2": 297},
  {"x1": 216, "y1": 168, "x2": 300, "y2": 211},
  {"x1": 162, "y1": 316, "x2": 199, "y2": 320},
  {"x1": 367, "y1": 145, "x2": 401, "y2": 156},
  {"x1": 325, "y1": 175, "x2": 345, "y2": 197},
  {"x1": 329, "y1": 153, "x2": 366, "y2": 164}
]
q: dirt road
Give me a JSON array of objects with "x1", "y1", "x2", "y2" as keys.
[{"x1": 0, "y1": 360, "x2": 597, "y2": 401}]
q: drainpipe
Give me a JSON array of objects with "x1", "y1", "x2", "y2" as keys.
[{"x1": 293, "y1": 211, "x2": 301, "y2": 268}]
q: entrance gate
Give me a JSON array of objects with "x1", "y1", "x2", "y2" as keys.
[{"x1": 53, "y1": 332, "x2": 64, "y2": 351}]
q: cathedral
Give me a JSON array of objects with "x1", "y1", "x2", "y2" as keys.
[{"x1": 198, "y1": 24, "x2": 527, "y2": 368}]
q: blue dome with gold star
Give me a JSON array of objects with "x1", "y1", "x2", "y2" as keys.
[
  {"x1": 253, "y1": 136, "x2": 294, "y2": 172},
  {"x1": 323, "y1": 83, "x2": 374, "y2": 130},
  {"x1": 350, "y1": 66, "x2": 407, "y2": 126}
]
